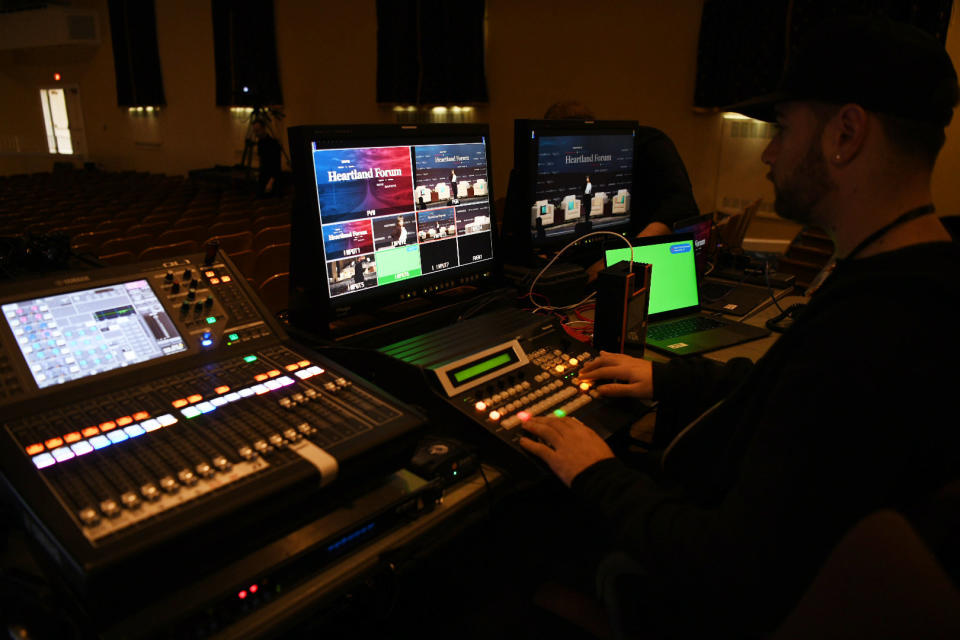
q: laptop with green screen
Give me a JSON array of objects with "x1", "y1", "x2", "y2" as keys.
[{"x1": 604, "y1": 233, "x2": 769, "y2": 356}]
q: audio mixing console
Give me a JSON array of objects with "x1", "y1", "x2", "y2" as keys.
[{"x1": 0, "y1": 252, "x2": 425, "y2": 632}]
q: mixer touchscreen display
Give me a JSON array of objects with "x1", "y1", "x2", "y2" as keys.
[{"x1": 2, "y1": 279, "x2": 186, "y2": 389}]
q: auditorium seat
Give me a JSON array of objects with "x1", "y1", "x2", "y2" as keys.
[
  {"x1": 252, "y1": 224, "x2": 290, "y2": 251},
  {"x1": 138, "y1": 240, "x2": 200, "y2": 261},
  {"x1": 127, "y1": 221, "x2": 170, "y2": 237},
  {"x1": 227, "y1": 249, "x2": 255, "y2": 277},
  {"x1": 252, "y1": 212, "x2": 289, "y2": 232},
  {"x1": 206, "y1": 230, "x2": 253, "y2": 254},
  {"x1": 98, "y1": 233, "x2": 153, "y2": 258},
  {"x1": 70, "y1": 229, "x2": 117, "y2": 255},
  {"x1": 252, "y1": 243, "x2": 290, "y2": 286},
  {"x1": 156, "y1": 226, "x2": 209, "y2": 246},
  {"x1": 173, "y1": 214, "x2": 216, "y2": 229},
  {"x1": 207, "y1": 219, "x2": 251, "y2": 238},
  {"x1": 257, "y1": 272, "x2": 289, "y2": 316},
  {"x1": 98, "y1": 251, "x2": 137, "y2": 265}
]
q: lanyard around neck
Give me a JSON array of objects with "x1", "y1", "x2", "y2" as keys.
[{"x1": 841, "y1": 204, "x2": 936, "y2": 262}]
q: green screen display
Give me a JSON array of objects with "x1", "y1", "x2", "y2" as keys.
[
  {"x1": 376, "y1": 245, "x2": 423, "y2": 285},
  {"x1": 452, "y1": 352, "x2": 513, "y2": 383},
  {"x1": 606, "y1": 240, "x2": 699, "y2": 315}
]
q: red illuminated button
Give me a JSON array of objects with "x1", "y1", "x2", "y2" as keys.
[
  {"x1": 285, "y1": 363, "x2": 300, "y2": 371},
  {"x1": 45, "y1": 437, "x2": 64, "y2": 449},
  {"x1": 238, "y1": 590, "x2": 248, "y2": 600},
  {"x1": 266, "y1": 370, "x2": 280, "y2": 378},
  {"x1": 116, "y1": 416, "x2": 133, "y2": 427},
  {"x1": 517, "y1": 411, "x2": 531, "y2": 422},
  {"x1": 82, "y1": 426, "x2": 100, "y2": 437},
  {"x1": 63, "y1": 432, "x2": 82, "y2": 443},
  {"x1": 132, "y1": 411, "x2": 150, "y2": 421},
  {"x1": 26, "y1": 443, "x2": 44, "y2": 455},
  {"x1": 99, "y1": 421, "x2": 116, "y2": 432},
  {"x1": 187, "y1": 394, "x2": 203, "y2": 404},
  {"x1": 172, "y1": 398, "x2": 189, "y2": 408},
  {"x1": 249, "y1": 584, "x2": 258, "y2": 593},
  {"x1": 254, "y1": 373, "x2": 269, "y2": 382},
  {"x1": 215, "y1": 385, "x2": 230, "y2": 394}
]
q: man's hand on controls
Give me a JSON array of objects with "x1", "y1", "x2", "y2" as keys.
[
  {"x1": 579, "y1": 351, "x2": 654, "y2": 400},
  {"x1": 518, "y1": 416, "x2": 615, "y2": 487}
]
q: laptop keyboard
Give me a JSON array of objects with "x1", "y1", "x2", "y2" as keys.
[{"x1": 648, "y1": 316, "x2": 724, "y2": 341}]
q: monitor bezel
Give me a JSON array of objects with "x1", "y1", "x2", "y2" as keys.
[{"x1": 288, "y1": 123, "x2": 500, "y2": 329}]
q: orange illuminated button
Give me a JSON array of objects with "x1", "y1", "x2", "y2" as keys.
[
  {"x1": 298, "y1": 360, "x2": 310, "y2": 367},
  {"x1": 133, "y1": 411, "x2": 150, "y2": 421},
  {"x1": 215, "y1": 385, "x2": 230, "y2": 394},
  {"x1": 210, "y1": 277, "x2": 220, "y2": 285},
  {"x1": 26, "y1": 443, "x2": 44, "y2": 455},
  {"x1": 285, "y1": 363, "x2": 300, "y2": 371},
  {"x1": 266, "y1": 369, "x2": 280, "y2": 378},
  {"x1": 81, "y1": 426, "x2": 100, "y2": 438},
  {"x1": 187, "y1": 394, "x2": 203, "y2": 404},
  {"x1": 221, "y1": 275, "x2": 232, "y2": 282},
  {"x1": 45, "y1": 437, "x2": 64, "y2": 449},
  {"x1": 254, "y1": 373, "x2": 269, "y2": 382},
  {"x1": 172, "y1": 398, "x2": 189, "y2": 408},
  {"x1": 205, "y1": 270, "x2": 216, "y2": 278},
  {"x1": 63, "y1": 432, "x2": 82, "y2": 443},
  {"x1": 555, "y1": 364, "x2": 566, "y2": 373},
  {"x1": 475, "y1": 401, "x2": 487, "y2": 412},
  {"x1": 579, "y1": 382, "x2": 591, "y2": 391},
  {"x1": 488, "y1": 410, "x2": 501, "y2": 421},
  {"x1": 116, "y1": 416, "x2": 133, "y2": 427},
  {"x1": 568, "y1": 358, "x2": 579, "y2": 366},
  {"x1": 99, "y1": 421, "x2": 117, "y2": 432}
]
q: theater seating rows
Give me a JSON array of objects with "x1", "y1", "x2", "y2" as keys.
[{"x1": 0, "y1": 170, "x2": 292, "y2": 314}]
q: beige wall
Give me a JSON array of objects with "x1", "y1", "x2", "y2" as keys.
[{"x1": 0, "y1": 0, "x2": 958, "y2": 218}]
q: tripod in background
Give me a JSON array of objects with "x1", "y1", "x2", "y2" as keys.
[{"x1": 240, "y1": 105, "x2": 289, "y2": 171}]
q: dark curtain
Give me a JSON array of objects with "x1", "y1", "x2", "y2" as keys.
[
  {"x1": 212, "y1": 0, "x2": 283, "y2": 107},
  {"x1": 108, "y1": 0, "x2": 166, "y2": 107},
  {"x1": 694, "y1": 0, "x2": 954, "y2": 110},
  {"x1": 376, "y1": 0, "x2": 488, "y2": 104}
]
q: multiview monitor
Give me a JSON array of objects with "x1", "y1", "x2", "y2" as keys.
[
  {"x1": 506, "y1": 119, "x2": 639, "y2": 257},
  {"x1": 288, "y1": 124, "x2": 498, "y2": 326}
]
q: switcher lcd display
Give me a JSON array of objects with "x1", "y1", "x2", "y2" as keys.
[
  {"x1": 2, "y1": 280, "x2": 187, "y2": 389},
  {"x1": 311, "y1": 140, "x2": 495, "y2": 299}
]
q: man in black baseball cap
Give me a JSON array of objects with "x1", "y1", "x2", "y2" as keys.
[{"x1": 518, "y1": 15, "x2": 960, "y2": 638}]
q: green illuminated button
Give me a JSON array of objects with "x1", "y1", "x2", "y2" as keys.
[
  {"x1": 206, "y1": 316, "x2": 217, "y2": 324},
  {"x1": 553, "y1": 409, "x2": 566, "y2": 418},
  {"x1": 244, "y1": 355, "x2": 257, "y2": 363},
  {"x1": 228, "y1": 333, "x2": 239, "y2": 341}
]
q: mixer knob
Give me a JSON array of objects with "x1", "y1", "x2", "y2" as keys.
[
  {"x1": 160, "y1": 476, "x2": 179, "y2": 493},
  {"x1": 204, "y1": 296, "x2": 214, "y2": 307},
  {"x1": 183, "y1": 268, "x2": 192, "y2": 279},
  {"x1": 212, "y1": 455, "x2": 231, "y2": 471},
  {"x1": 120, "y1": 491, "x2": 141, "y2": 509},
  {"x1": 292, "y1": 393, "x2": 305, "y2": 403},
  {"x1": 336, "y1": 377, "x2": 349, "y2": 387},
  {"x1": 177, "y1": 469, "x2": 198, "y2": 486},
  {"x1": 268, "y1": 434, "x2": 285, "y2": 447},
  {"x1": 78, "y1": 507, "x2": 100, "y2": 526},
  {"x1": 100, "y1": 499, "x2": 121, "y2": 518},
  {"x1": 253, "y1": 440, "x2": 269, "y2": 453},
  {"x1": 171, "y1": 282, "x2": 181, "y2": 294},
  {"x1": 297, "y1": 422, "x2": 312, "y2": 434},
  {"x1": 190, "y1": 278, "x2": 199, "y2": 289},
  {"x1": 304, "y1": 389, "x2": 318, "y2": 399},
  {"x1": 238, "y1": 446, "x2": 256, "y2": 460},
  {"x1": 283, "y1": 428, "x2": 299, "y2": 441},
  {"x1": 195, "y1": 462, "x2": 214, "y2": 478},
  {"x1": 279, "y1": 397, "x2": 293, "y2": 408},
  {"x1": 141, "y1": 484, "x2": 160, "y2": 501},
  {"x1": 186, "y1": 289, "x2": 196, "y2": 301},
  {"x1": 180, "y1": 301, "x2": 190, "y2": 313},
  {"x1": 165, "y1": 271, "x2": 174, "y2": 282},
  {"x1": 194, "y1": 301, "x2": 204, "y2": 313}
]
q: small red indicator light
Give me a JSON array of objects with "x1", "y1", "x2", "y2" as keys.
[
  {"x1": 238, "y1": 590, "x2": 247, "y2": 599},
  {"x1": 53, "y1": 72, "x2": 61, "y2": 81},
  {"x1": 249, "y1": 584, "x2": 259, "y2": 593}
]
